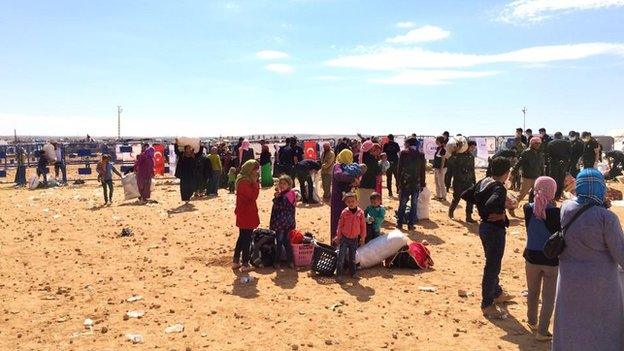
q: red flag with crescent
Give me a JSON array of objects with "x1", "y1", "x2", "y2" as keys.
[
  {"x1": 304, "y1": 140, "x2": 318, "y2": 160},
  {"x1": 153, "y1": 144, "x2": 165, "y2": 175}
]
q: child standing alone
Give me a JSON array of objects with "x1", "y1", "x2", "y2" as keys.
[
  {"x1": 270, "y1": 175, "x2": 297, "y2": 268},
  {"x1": 96, "y1": 154, "x2": 122, "y2": 205},
  {"x1": 334, "y1": 192, "x2": 366, "y2": 279},
  {"x1": 364, "y1": 192, "x2": 385, "y2": 243}
]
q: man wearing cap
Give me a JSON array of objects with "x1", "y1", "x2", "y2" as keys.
[{"x1": 382, "y1": 134, "x2": 401, "y2": 197}]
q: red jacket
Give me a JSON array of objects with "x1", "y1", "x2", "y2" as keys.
[
  {"x1": 336, "y1": 207, "x2": 366, "y2": 242},
  {"x1": 235, "y1": 179, "x2": 260, "y2": 229}
]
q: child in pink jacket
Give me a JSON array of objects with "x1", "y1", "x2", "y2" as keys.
[{"x1": 334, "y1": 192, "x2": 366, "y2": 279}]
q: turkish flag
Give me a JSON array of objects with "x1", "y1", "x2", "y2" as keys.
[
  {"x1": 153, "y1": 144, "x2": 165, "y2": 175},
  {"x1": 304, "y1": 140, "x2": 318, "y2": 160}
]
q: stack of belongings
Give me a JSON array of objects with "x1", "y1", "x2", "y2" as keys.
[{"x1": 355, "y1": 230, "x2": 434, "y2": 270}]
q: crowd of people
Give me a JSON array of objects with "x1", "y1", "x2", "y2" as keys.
[{"x1": 9, "y1": 128, "x2": 624, "y2": 349}]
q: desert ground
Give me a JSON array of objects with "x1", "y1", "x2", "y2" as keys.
[{"x1": 1, "y1": 167, "x2": 623, "y2": 351}]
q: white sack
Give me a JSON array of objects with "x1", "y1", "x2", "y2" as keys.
[
  {"x1": 355, "y1": 230, "x2": 410, "y2": 268},
  {"x1": 122, "y1": 173, "x2": 140, "y2": 200},
  {"x1": 417, "y1": 187, "x2": 431, "y2": 220}
]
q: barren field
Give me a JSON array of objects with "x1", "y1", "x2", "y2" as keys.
[{"x1": 1, "y1": 168, "x2": 623, "y2": 351}]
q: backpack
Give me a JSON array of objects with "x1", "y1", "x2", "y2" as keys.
[
  {"x1": 388, "y1": 242, "x2": 433, "y2": 270},
  {"x1": 251, "y1": 229, "x2": 277, "y2": 267}
]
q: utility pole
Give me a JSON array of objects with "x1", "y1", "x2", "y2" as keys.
[
  {"x1": 14, "y1": 129, "x2": 17, "y2": 143},
  {"x1": 117, "y1": 105, "x2": 123, "y2": 140},
  {"x1": 521, "y1": 106, "x2": 527, "y2": 131}
]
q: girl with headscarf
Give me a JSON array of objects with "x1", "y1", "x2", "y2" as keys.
[
  {"x1": 522, "y1": 176, "x2": 560, "y2": 341},
  {"x1": 238, "y1": 140, "x2": 255, "y2": 168},
  {"x1": 330, "y1": 149, "x2": 360, "y2": 245},
  {"x1": 259, "y1": 142, "x2": 274, "y2": 187},
  {"x1": 174, "y1": 141, "x2": 203, "y2": 204},
  {"x1": 135, "y1": 145, "x2": 155, "y2": 204},
  {"x1": 233, "y1": 160, "x2": 260, "y2": 271},
  {"x1": 358, "y1": 141, "x2": 382, "y2": 209},
  {"x1": 552, "y1": 169, "x2": 624, "y2": 350}
]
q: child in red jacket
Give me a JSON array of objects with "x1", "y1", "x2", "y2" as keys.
[
  {"x1": 233, "y1": 160, "x2": 260, "y2": 272},
  {"x1": 334, "y1": 192, "x2": 366, "y2": 279}
]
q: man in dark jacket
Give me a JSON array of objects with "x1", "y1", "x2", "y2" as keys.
[
  {"x1": 461, "y1": 157, "x2": 513, "y2": 319},
  {"x1": 546, "y1": 132, "x2": 571, "y2": 199},
  {"x1": 383, "y1": 134, "x2": 401, "y2": 197},
  {"x1": 513, "y1": 137, "x2": 543, "y2": 203},
  {"x1": 396, "y1": 137, "x2": 426, "y2": 230},
  {"x1": 294, "y1": 159, "x2": 321, "y2": 204},
  {"x1": 446, "y1": 141, "x2": 477, "y2": 223},
  {"x1": 279, "y1": 138, "x2": 295, "y2": 178},
  {"x1": 581, "y1": 131, "x2": 600, "y2": 168},
  {"x1": 568, "y1": 131, "x2": 584, "y2": 177}
]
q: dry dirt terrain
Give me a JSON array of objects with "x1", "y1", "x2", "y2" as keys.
[{"x1": 1, "y1": 168, "x2": 623, "y2": 351}]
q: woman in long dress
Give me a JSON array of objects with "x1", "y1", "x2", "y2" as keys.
[
  {"x1": 330, "y1": 149, "x2": 358, "y2": 245},
  {"x1": 553, "y1": 168, "x2": 624, "y2": 351}
]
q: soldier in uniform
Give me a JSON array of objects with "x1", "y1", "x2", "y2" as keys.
[
  {"x1": 446, "y1": 140, "x2": 477, "y2": 223},
  {"x1": 513, "y1": 137, "x2": 544, "y2": 203},
  {"x1": 546, "y1": 132, "x2": 571, "y2": 200},
  {"x1": 568, "y1": 131, "x2": 584, "y2": 177}
]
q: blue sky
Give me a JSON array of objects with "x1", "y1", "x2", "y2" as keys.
[{"x1": 0, "y1": 0, "x2": 623, "y2": 137}]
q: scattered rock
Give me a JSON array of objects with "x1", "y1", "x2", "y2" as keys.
[
  {"x1": 126, "y1": 295, "x2": 143, "y2": 303},
  {"x1": 126, "y1": 332, "x2": 143, "y2": 344},
  {"x1": 126, "y1": 310, "x2": 145, "y2": 319},
  {"x1": 164, "y1": 324, "x2": 184, "y2": 333}
]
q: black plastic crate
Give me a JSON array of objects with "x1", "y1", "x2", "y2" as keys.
[{"x1": 311, "y1": 242, "x2": 337, "y2": 276}]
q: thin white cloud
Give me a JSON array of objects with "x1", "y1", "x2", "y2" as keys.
[
  {"x1": 326, "y1": 42, "x2": 624, "y2": 70},
  {"x1": 312, "y1": 75, "x2": 344, "y2": 81},
  {"x1": 386, "y1": 25, "x2": 450, "y2": 44},
  {"x1": 370, "y1": 70, "x2": 500, "y2": 85},
  {"x1": 256, "y1": 50, "x2": 289, "y2": 60},
  {"x1": 498, "y1": 0, "x2": 624, "y2": 23},
  {"x1": 395, "y1": 21, "x2": 416, "y2": 28},
  {"x1": 265, "y1": 63, "x2": 295, "y2": 74}
]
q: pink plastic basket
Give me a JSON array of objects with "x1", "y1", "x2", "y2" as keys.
[{"x1": 291, "y1": 243, "x2": 314, "y2": 267}]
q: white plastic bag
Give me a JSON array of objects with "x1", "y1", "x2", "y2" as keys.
[
  {"x1": 42, "y1": 143, "x2": 57, "y2": 163},
  {"x1": 355, "y1": 230, "x2": 410, "y2": 268},
  {"x1": 176, "y1": 137, "x2": 201, "y2": 153},
  {"x1": 122, "y1": 173, "x2": 140, "y2": 200},
  {"x1": 417, "y1": 187, "x2": 431, "y2": 220},
  {"x1": 28, "y1": 175, "x2": 39, "y2": 190},
  {"x1": 312, "y1": 172, "x2": 321, "y2": 203}
]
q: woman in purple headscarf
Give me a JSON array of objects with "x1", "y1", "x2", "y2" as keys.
[{"x1": 135, "y1": 144, "x2": 155, "y2": 204}]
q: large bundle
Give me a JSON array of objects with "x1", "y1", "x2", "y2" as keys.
[
  {"x1": 445, "y1": 136, "x2": 468, "y2": 155},
  {"x1": 417, "y1": 187, "x2": 431, "y2": 220},
  {"x1": 176, "y1": 137, "x2": 201, "y2": 153},
  {"x1": 42, "y1": 143, "x2": 57, "y2": 163},
  {"x1": 28, "y1": 175, "x2": 40, "y2": 190},
  {"x1": 121, "y1": 173, "x2": 140, "y2": 200},
  {"x1": 355, "y1": 230, "x2": 410, "y2": 268}
]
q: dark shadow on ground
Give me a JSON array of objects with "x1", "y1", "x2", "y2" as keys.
[
  {"x1": 167, "y1": 203, "x2": 197, "y2": 214},
  {"x1": 489, "y1": 304, "x2": 547, "y2": 351},
  {"x1": 231, "y1": 269, "x2": 259, "y2": 299}
]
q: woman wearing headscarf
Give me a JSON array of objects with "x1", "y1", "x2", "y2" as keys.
[
  {"x1": 233, "y1": 159, "x2": 260, "y2": 272},
  {"x1": 330, "y1": 149, "x2": 360, "y2": 245},
  {"x1": 135, "y1": 144, "x2": 155, "y2": 204},
  {"x1": 174, "y1": 141, "x2": 203, "y2": 204},
  {"x1": 259, "y1": 142, "x2": 274, "y2": 187},
  {"x1": 238, "y1": 139, "x2": 255, "y2": 168},
  {"x1": 358, "y1": 140, "x2": 382, "y2": 209},
  {"x1": 552, "y1": 169, "x2": 624, "y2": 351},
  {"x1": 522, "y1": 176, "x2": 560, "y2": 342}
]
